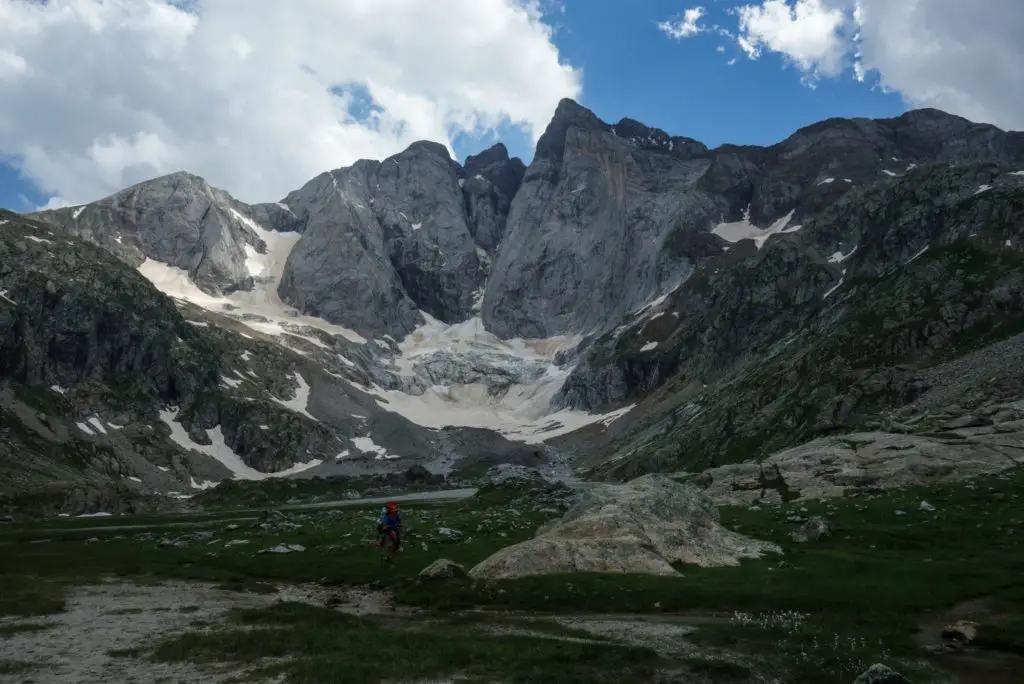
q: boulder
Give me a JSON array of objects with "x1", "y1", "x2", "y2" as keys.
[
  {"x1": 853, "y1": 664, "x2": 912, "y2": 684},
  {"x1": 419, "y1": 558, "x2": 468, "y2": 580},
  {"x1": 791, "y1": 516, "x2": 832, "y2": 543},
  {"x1": 469, "y1": 474, "x2": 779, "y2": 579}
]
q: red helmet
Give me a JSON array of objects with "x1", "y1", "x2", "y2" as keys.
[{"x1": 385, "y1": 501, "x2": 398, "y2": 513}]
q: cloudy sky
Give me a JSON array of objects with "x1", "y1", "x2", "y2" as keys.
[{"x1": 0, "y1": 0, "x2": 1018, "y2": 210}]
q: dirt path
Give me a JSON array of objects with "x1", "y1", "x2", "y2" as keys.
[
  {"x1": 0, "y1": 579, "x2": 726, "y2": 683},
  {"x1": 0, "y1": 580, "x2": 380, "y2": 684}
]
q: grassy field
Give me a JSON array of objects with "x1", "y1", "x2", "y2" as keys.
[{"x1": 2, "y1": 473, "x2": 1024, "y2": 682}]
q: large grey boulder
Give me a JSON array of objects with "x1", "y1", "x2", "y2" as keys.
[{"x1": 469, "y1": 474, "x2": 779, "y2": 579}]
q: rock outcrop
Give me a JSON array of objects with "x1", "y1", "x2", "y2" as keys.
[
  {"x1": 34, "y1": 172, "x2": 300, "y2": 296},
  {"x1": 697, "y1": 425, "x2": 1024, "y2": 507},
  {"x1": 469, "y1": 474, "x2": 779, "y2": 579}
]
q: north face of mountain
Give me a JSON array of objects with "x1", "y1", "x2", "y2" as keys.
[
  {"x1": 482, "y1": 101, "x2": 1024, "y2": 341},
  {"x1": 553, "y1": 162, "x2": 1024, "y2": 479},
  {"x1": 481, "y1": 98, "x2": 718, "y2": 339}
]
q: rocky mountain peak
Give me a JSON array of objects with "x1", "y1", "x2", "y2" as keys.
[
  {"x1": 404, "y1": 139, "x2": 454, "y2": 161},
  {"x1": 533, "y1": 97, "x2": 609, "y2": 161},
  {"x1": 464, "y1": 142, "x2": 512, "y2": 170}
]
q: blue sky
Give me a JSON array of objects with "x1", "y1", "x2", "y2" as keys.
[
  {"x1": 0, "y1": 0, "x2": 1003, "y2": 211},
  {"x1": 442, "y1": 0, "x2": 906, "y2": 171}
]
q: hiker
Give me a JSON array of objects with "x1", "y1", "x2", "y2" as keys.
[{"x1": 377, "y1": 501, "x2": 401, "y2": 562}]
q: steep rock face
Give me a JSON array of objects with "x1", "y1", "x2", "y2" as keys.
[
  {"x1": 462, "y1": 143, "x2": 526, "y2": 252},
  {"x1": 558, "y1": 164, "x2": 1024, "y2": 479},
  {"x1": 0, "y1": 210, "x2": 217, "y2": 407},
  {"x1": 278, "y1": 142, "x2": 484, "y2": 338},
  {"x1": 482, "y1": 99, "x2": 718, "y2": 339},
  {"x1": 33, "y1": 172, "x2": 299, "y2": 295}
]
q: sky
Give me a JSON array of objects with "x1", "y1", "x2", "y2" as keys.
[{"x1": 0, "y1": 0, "x2": 1020, "y2": 211}]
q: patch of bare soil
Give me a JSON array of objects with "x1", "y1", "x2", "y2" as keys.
[{"x1": 0, "y1": 579, "x2": 413, "y2": 684}]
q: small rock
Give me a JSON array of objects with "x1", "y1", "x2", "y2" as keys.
[
  {"x1": 418, "y1": 558, "x2": 468, "y2": 580},
  {"x1": 919, "y1": 501, "x2": 936, "y2": 513},
  {"x1": 258, "y1": 543, "x2": 305, "y2": 554},
  {"x1": 853, "y1": 663, "x2": 912, "y2": 684},
  {"x1": 941, "y1": 620, "x2": 978, "y2": 648},
  {"x1": 436, "y1": 527, "x2": 465, "y2": 542},
  {"x1": 895, "y1": 510, "x2": 907, "y2": 517},
  {"x1": 791, "y1": 516, "x2": 831, "y2": 543}
]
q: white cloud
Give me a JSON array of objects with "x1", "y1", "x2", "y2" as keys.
[
  {"x1": 735, "y1": 0, "x2": 849, "y2": 78},
  {"x1": 0, "y1": 0, "x2": 581, "y2": 205},
  {"x1": 661, "y1": 0, "x2": 1024, "y2": 131},
  {"x1": 658, "y1": 7, "x2": 708, "y2": 39}
]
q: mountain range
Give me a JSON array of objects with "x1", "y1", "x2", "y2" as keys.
[{"x1": 2, "y1": 98, "x2": 1024, "y2": 517}]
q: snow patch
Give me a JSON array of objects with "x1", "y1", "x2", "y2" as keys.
[
  {"x1": 0, "y1": 290, "x2": 15, "y2": 305},
  {"x1": 187, "y1": 320, "x2": 209, "y2": 328},
  {"x1": 136, "y1": 255, "x2": 365, "y2": 344},
  {"x1": 351, "y1": 436, "x2": 399, "y2": 460},
  {"x1": 127, "y1": 476, "x2": 142, "y2": 483},
  {"x1": 906, "y1": 245, "x2": 929, "y2": 264},
  {"x1": 713, "y1": 209, "x2": 801, "y2": 249},
  {"x1": 160, "y1": 408, "x2": 325, "y2": 481},
  {"x1": 272, "y1": 372, "x2": 317, "y2": 421},
  {"x1": 817, "y1": 177, "x2": 835, "y2": 185},
  {"x1": 882, "y1": 170, "x2": 897, "y2": 177},
  {"x1": 72, "y1": 206, "x2": 86, "y2": 219},
  {"x1": 26, "y1": 235, "x2": 52, "y2": 244},
  {"x1": 823, "y1": 277, "x2": 845, "y2": 299},
  {"x1": 828, "y1": 245, "x2": 857, "y2": 263},
  {"x1": 640, "y1": 341, "x2": 658, "y2": 352},
  {"x1": 50, "y1": 385, "x2": 66, "y2": 395},
  {"x1": 87, "y1": 416, "x2": 108, "y2": 435},
  {"x1": 411, "y1": 222, "x2": 423, "y2": 231},
  {"x1": 190, "y1": 477, "x2": 218, "y2": 490},
  {"x1": 76, "y1": 511, "x2": 112, "y2": 518},
  {"x1": 975, "y1": 184, "x2": 992, "y2": 195}
]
